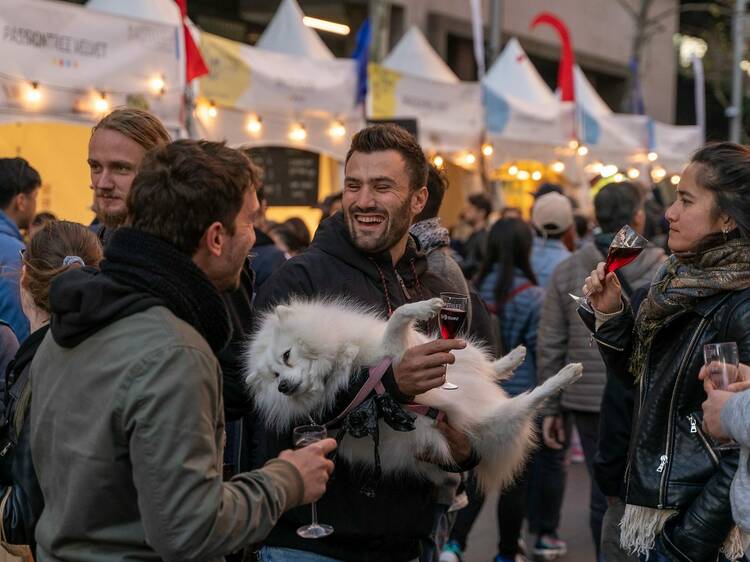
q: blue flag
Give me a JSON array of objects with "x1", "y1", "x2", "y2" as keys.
[{"x1": 352, "y1": 18, "x2": 371, "y2": 104}]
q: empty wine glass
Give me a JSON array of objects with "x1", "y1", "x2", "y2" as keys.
[
  {"x1": 703, "y1": 343, "x2": 740, "y2": 450},
  {"x1": 438, "y1": 292, "x2": 468, "y2": 390},
  {"x1": 292, "y1": 425, "x2": 334, "y2": 539},
  {"x1": 570, "y1": 224, "x2": 649, "y2": 313}
]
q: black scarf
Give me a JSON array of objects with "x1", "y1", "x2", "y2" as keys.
[{"x1": 102, "y1": 228, "x2": 232, "y2": 353}]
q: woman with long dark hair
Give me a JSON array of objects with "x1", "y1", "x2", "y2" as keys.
[
  {"x1": 583, "y1": 142, "x2": 750, "y2": 561},
  {"x1": 443, "y1": 217, "x2": 544, "y2": 562}
]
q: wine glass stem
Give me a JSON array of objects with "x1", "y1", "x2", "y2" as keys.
[{"x1": 311, "y1": 502, "x2": 319, "y2": 526}]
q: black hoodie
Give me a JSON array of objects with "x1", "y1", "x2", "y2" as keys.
[{"x1": 251, "y1": 213, "x2": 482, "y2": 562}]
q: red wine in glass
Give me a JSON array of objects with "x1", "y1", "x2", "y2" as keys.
[
  {"x1": 438, "y1": 292, "x2": 468, "y2": 390},
  {"x1": 439, "y1": 308, "x2": 467, "y2": 339},
  {"x1": 605, "y1": 246, "x2": 644, "y2": 274}
]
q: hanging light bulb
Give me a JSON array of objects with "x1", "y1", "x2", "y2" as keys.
[
  {"x1": 627, "y1": 168, "x2": 640, "y2": 179},
  {"x1": 246, "y1": 114, "x2": 263, "y2": 134},
  {"x1": 481, "y1": 143, "x2": 494, "y2": 157},
  {"x1": 94, "y1": 92, "x2": 110, "y2": 114},
  {"x1": 568, "y1": 139, "x2": 580, "y2": 150},
  {"x1": 149, "y1": 75, "x2": 166, "y2": 95},
  {"x1": 517, "y1": 170, "x2": 531, "y2": 181},
  {"x1": 551, "y1": 161, "x2": 565, "y2": 174},
  {"x1": 508, "y1": 165, "x2": 519, "y2": 176},
  {"x1": 207, "y1": 101, "x2": 218, "y2": 118},
  {"x1": 577, "y1": 145, "x2": 589, "y2": 157},
  {"x1": 670, "y1": 174, "x2": 681, "y2": 185},
  {"x1": 651, "y1": 166, "x2": 667, "y2": 181},
  {"x1": 614, "y1": 173, "x2": 625, "y2": 183},
  {"x1": 464, "y1": 152, "x2": 477, "y2": 165},
  {"x1": 647, "y1": 151, "x2": 658, "y2": 162},
  {"x1": 289, "y1": 123, "x2": 307, "y2": 141},
  {"x1": 328, "y1": 120, "x2": 346, "y2": 138},
  {"x1": 25, "y1": 82, "x2": 42, "y2": 105},
  {"x1": 531, "y1": 170, "x2": 542, "y2": 181},
  {"x1": 432, "y1": 154, "x2": 444, "y2": 168},
  {"x1": 601, "y1": 164, "x2": 618, "y2": 178}
]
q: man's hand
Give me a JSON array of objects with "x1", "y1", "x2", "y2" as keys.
[
  {"x1": 583, "y1": 262, "x2": 622, "y2": 314},
  {"x1": 278, "y1": 438, "x2": 337, "y2": 504},
  {"x1": 542, "y1": 415, "x2": 566, "y2": 450},
  {"x1": 701, "y1": 388, "x2": 733, "y2": 440},
  {"x1": 394, "y1": 339, "x2": 467, "y2": 396}
]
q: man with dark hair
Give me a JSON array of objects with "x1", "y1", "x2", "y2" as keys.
[
  {"x1": 252, "y1": 124, "x2": 488, "y2": 561},
  {"x1": 459, "y1": 193, "x2": 492, "y2": 279},
  {"x1": 30, "y1": 140, "x2": 336, "y2": 562},
  {"x1": 0, "y1": 157, "x2": 41, "y2": 341},
  {"x1": 535, "y1": 181, "x2": 665, "y2": 561}
]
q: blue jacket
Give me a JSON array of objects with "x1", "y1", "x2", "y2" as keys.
[
  {"x1": 531, "y1": 236, "x2": 570, "y2": 289},
  {"x1": 0, "y1": 211, "x2": 28, "y2": 342},
  {"x1": 479, "y1": 266, "x2": 544, "y2": 396}
]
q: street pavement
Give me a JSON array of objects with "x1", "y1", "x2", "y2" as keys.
[{"x1": 463, "y1": 462, "x2": 596, "y2": 562}]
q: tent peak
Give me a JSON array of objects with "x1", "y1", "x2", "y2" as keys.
[
  {"x1": 383, "y1": 26, "x2": 459, "y2": 83},
  {"x1": 256, "y1": 0, "x2": 334, "y2": 61}
]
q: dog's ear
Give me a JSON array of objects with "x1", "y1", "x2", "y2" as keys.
[
  {"x1": 275, "y1": 305, "x2": 293, "y2": 323},
  {"x1": 297, "y1": 339, "x2": 320, "y2": 359}
]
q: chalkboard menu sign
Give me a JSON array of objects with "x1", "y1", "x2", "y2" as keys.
[{"x1": 247, "y1": 147, "x2": 320, "y2": 206}]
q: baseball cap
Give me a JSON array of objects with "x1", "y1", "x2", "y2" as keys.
[{"x1": 532, "y1": 192, "x2": 574, "y2": 235}]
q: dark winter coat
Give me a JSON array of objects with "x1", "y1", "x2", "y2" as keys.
[
  {"x1": 0, "y1": 325, "x2": 48, "y2": 549},
  {"x1": 589, "y1": 288, "x2": 750, "y2": 561},
  {"x1": 252, "y1": 213, "x2": 493, "y2": 562}
]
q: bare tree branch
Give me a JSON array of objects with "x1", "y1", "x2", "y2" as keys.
[
  {"x1": 645, "y1": 2, "x2": 733, "y2": 30},
  {"x1": 614, "y1": 0, "x2": 639, "y2": 19}
]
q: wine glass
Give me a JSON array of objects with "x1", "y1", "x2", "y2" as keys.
[
  {"x1": 703, "y1": 342, "x2": 740, "y2": 450},
  {"x1": 438, "y1": 292, "x2": 468, "y2": 390},
  {"x1": 570, "y1": 224, "x2": 649, "y2": 313},
  {"x1": 292, "y1": 425, "x2": 334, "y2": 539}
]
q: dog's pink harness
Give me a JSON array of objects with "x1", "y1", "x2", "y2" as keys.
[{"x1": 324, "y1": 357, "x2": 446, "y2": 428}]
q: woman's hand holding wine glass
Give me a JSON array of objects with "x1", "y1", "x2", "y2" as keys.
[{"x1": 583, "y1": 262, "x2": 623, "y2": 315}]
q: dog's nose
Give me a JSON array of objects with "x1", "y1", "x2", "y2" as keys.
[{"x1": 278, "y1": 380, "x2": 300, "y2": 395}]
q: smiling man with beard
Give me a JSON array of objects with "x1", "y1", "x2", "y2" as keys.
[{"x1": 252, "y1": 124, "x2": 487, "y2": 562}]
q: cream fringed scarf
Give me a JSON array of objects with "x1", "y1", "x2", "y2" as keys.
[{"x1": 620, "y1": 504, "x2": 749, "y2": 560}]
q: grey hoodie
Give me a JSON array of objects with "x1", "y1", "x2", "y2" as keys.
[{"x1": 721, "y1": 390, "x2": 750, "y2": 532}]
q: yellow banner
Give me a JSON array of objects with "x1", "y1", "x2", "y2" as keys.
[
  {"x1": 198, "y1": 33, "x2": 252, "y2": 108},
  {"x1": 0, "y1": 121, "x2": 93, "y2": 225},
  {"x1": 367, "y1": 63, "x2": 401, "y2": 119}
]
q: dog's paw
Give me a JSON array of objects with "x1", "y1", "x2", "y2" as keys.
[
  {"x1": 493, "y1": 345, "x2": 526, "y2": 374},
  {"x1": 554, "y1": 363, "x2": 583, "y2": 387},
  {"x1": 397, "y1": 298, "x2": 444, "y2": 322}
]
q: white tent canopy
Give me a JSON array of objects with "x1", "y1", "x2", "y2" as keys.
[
  {"x1": 86, "y1": 0, "x2": 181, "y2": 26},
  {"x1": 383, "y1": 26, "x2": 459, "y2": 84},
  {"x1": 256, "y1": 0, "x2": 334, "y2": 61},
  {"x1": 483, "y1": 38, "x2": 573, "y2": 164}
]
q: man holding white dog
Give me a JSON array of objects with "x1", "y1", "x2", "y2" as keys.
[{"x1": 253, "y1": 124, "x2": 491, "y2": 562}]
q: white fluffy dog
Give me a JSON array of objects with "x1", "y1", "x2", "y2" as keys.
[{"x1": 246, "y1": 297, "x2": 582, "y2": 493}]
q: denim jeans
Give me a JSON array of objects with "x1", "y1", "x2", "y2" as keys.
[
  {"x1": 257, "y1": 547, "x2": 344, "y2": 562},
  {"x1": 258, "y1": 547, "x2": 418, "y2": 562}
]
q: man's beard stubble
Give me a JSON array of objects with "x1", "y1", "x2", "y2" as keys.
[
  {"x1": 346, "y1": 196, "x2": 412, "y2": 255},
  {"x1": 92, "y1": 199, "x2": 127, "y2": 230}
]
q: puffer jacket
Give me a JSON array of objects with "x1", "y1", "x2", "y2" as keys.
[
  {"x1": 537, "y1": 242, "x2": 665, "y2": 413},
  {"x1": 589, "y1": 288, "x2": 750, "y2": 561}
]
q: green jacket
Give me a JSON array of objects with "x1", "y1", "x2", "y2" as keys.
[{"x1": 30, "y1": 306, "x2": 303, "y2": 561}]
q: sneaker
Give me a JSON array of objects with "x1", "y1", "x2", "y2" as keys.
[
  {"x1": 440, "y1": 540, "x2": 464, "y2": 562},
  {"x1": 532, "y1": 534, "x2": 567, "y2": 560}
]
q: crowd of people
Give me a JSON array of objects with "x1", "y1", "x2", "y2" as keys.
[{"x1": 0, "y1": 107, "x2": 748, "y2": 562}]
